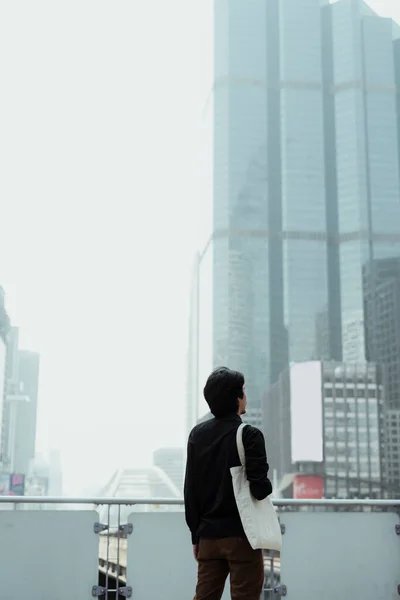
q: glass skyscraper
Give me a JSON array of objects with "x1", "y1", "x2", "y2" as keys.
[
  {"x1": 213, "y1": 0, "x2": 272, "y2": 425},
  {"x1": 212, "y1": 0, "x2": 400, "y2": 423},
  {"x1": 331, "y1": 0, "x2": 400, "y2": 362},
  {"x1": 280, "y1": 0, "x2": 329, "y2": 363}
]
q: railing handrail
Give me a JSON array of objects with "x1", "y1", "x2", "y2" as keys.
[{"x1": 0, "y1": 496, "x2": 399, "y2": 507}]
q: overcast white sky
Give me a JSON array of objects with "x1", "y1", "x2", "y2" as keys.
[
  {"x1": 0, "y1": 1, "x2": 213, "y2": 494},
  {"x1": 0, "y1": 0, "x2": 398, "y2": 495},
  {"x1": 363, "y1": 0, "x2": 399, "y2": 19}
]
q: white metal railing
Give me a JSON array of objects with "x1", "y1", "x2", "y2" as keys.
[
  {"x1": 0, "y1": 495, "x2": 399, "y2": 506},
  {"x1": 0, "y1": 496, "x2": 398, "y2": 600}
]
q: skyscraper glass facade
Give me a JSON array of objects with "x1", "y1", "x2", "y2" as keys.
[
  {"x1": 280, "y1": 0, "x2": 329, "y2": 363},
  {"x1": 331, "y1": 0, "x2": 400, "y2": 361},
  {"x1": 213, "y1": 0, "x2": 271, "y2": 423},
  {"x1": 213, "y1": 0, "x2": 400, "y2": 424}
]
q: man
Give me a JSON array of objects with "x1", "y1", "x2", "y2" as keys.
[{"x1": 184, "y1": 367, "x2": 273, "y2": 600}]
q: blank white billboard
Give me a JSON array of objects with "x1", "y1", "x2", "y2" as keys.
[{"x1": 290, "y1": 361, "x2": 323, "y2": 463}]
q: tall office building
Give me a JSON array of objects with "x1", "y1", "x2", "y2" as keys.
[
  {"x1": 395, "y1": 31, "x2": 400, "y2": 166},
  {"x1": 1, "y1": 327, "x2": 29, "y2": 472},
  {"x1": 363, "y1": 258, "x2": 400, "y2": 409},
  {"x1": 331, "y1": 2, "x2": 400, "y2": 496},
  {"x1": 0, "y1": 288, "x2": 42, "y2": 482},
  {"x1": 213, "y1": 0, "x2": 328, "y2": 423},
  {"x1": 212, "y1": 0, "x2": 400, "y2": 424},
  {"x1": 321, "y1": 2, "x2": 342, "y2": 361},
  {"x1": 330, "y1": 1, "x2": 400, "y2": 362},
  {"x1": 279, "y1": 0, "x2": 329, "y2": 364},
  {"x1": 0, "y1": 288, "x2": 9, "y2": 343},
  {"x1": 212, "y1": 0, "x2": 330, "y2": 423},
  {"x1": 363, "y1": 258, "x2": 400, "y2": 495},
  {"x1": 13, "y1": 351, "x2": 40, "y2": 475},
  {"x1": 213, "y1": 0, "x2": 272, "y2": 426},
  {"x1": 0, "y1": 288, "x2": 9, "y2": 464},
  {"x1": 385, "y1": 409, "x2": 400, "y2": 495}
]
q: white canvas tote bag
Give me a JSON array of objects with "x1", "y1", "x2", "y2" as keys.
[{"x1": 230, "y1": 423, "x2": 282, "y2": 551}]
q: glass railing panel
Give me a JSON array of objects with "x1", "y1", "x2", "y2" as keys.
[
  {"x1": 279, "y1": 509, "x2": 400, "y2": 599},
  {"x1": 126, "y1": 511, "x2": 231, "y2": 600},
  {"x1": 0, "y1": 508, "x2": 100, "y2": 599}
]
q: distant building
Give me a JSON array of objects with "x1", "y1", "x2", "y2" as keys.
[
  {"x1": 5, "y1": 327, "x2": 19, "y2": 385},
  {"x1": 0, "y1": 287, "x2": 10, "y2": 343},
  {"x1": 12, "y1": 351, "x2": 40, "y2": 475},
  {"x1": 0, "y1": 340, "x2": 6, "y2": 467},
  {"x1": 364, "y1": 258, "x2": 400, "y2": 410},
  {"x1": 327, "y1": 1, "x2": 400, "y2": 363},
  {"x1": 47, "y1": 449, "x2": 63, "y2": 497},
  {"x1": 0, "y1": 290, "x2": 42, "y2": 485},
  {"x1": 385, "y1": 409, "x2": 400, "y2": 497},
  {"x1": 363, "y1": 257, "x2": 400, "y2": 496},
  {"x1": 102, "y1": 466, "x2": 180, "y2": 501},
  {"x1": 1, "y1": 329, "x2": 43, "y2": 480},
  {"x1": 24, "y1": 454, "x2": 50, "y2": 509},
  {"x1": 153, "y1": 448, "x2": 184, "y2": 493},
  {"x1": 0, "y1": 288, "x2": 10, "y2": 464},
  {"x1": 263, "y1": 361, "x2": 385, "y2": 499},
  {"x1": 99, "y1": 466, "x2": 182, "y2": 527},
  {"x1": 23, "y1": 451, "x2": 62, "y2": 508},
  {"x1": 1, "y1": 328, "x2": 28, "y2": 473}
]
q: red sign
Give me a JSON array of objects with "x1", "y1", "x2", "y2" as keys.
[{"x1": 293, "y1": 475, "x2": 324, "y2": 499}]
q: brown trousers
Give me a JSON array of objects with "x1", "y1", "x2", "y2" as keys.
[{"x1": 194, "y1": 537, "x2": 264, "y2": 600}]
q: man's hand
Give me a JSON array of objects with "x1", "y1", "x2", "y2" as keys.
[{"x1": 193, "y1": 544, "x2": 199, "y2": 561}]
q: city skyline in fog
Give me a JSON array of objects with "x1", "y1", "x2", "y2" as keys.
[{"x1": 0, "y1": 0, "x2": 398, "y2": 495}]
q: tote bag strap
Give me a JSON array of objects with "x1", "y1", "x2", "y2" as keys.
[{"x1": 236, "y1": 423, "x2": 247, "y2": 467}]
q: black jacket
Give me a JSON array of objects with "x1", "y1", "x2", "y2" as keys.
[{"x1": 184, "y1": 414, "x2": 273, "y2": 544}]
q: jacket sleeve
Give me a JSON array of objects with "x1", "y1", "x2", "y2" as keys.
[
  {"x1": 184, "y1": 430, "x2": 200, "y2": 544},
  {"x1": 242, "y1": 426, "x2": 273, "y2": 500}
]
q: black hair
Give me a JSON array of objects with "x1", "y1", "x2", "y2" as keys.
[{"x1": 203, "y1": 367, "x2": 245, "y2": 418}]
